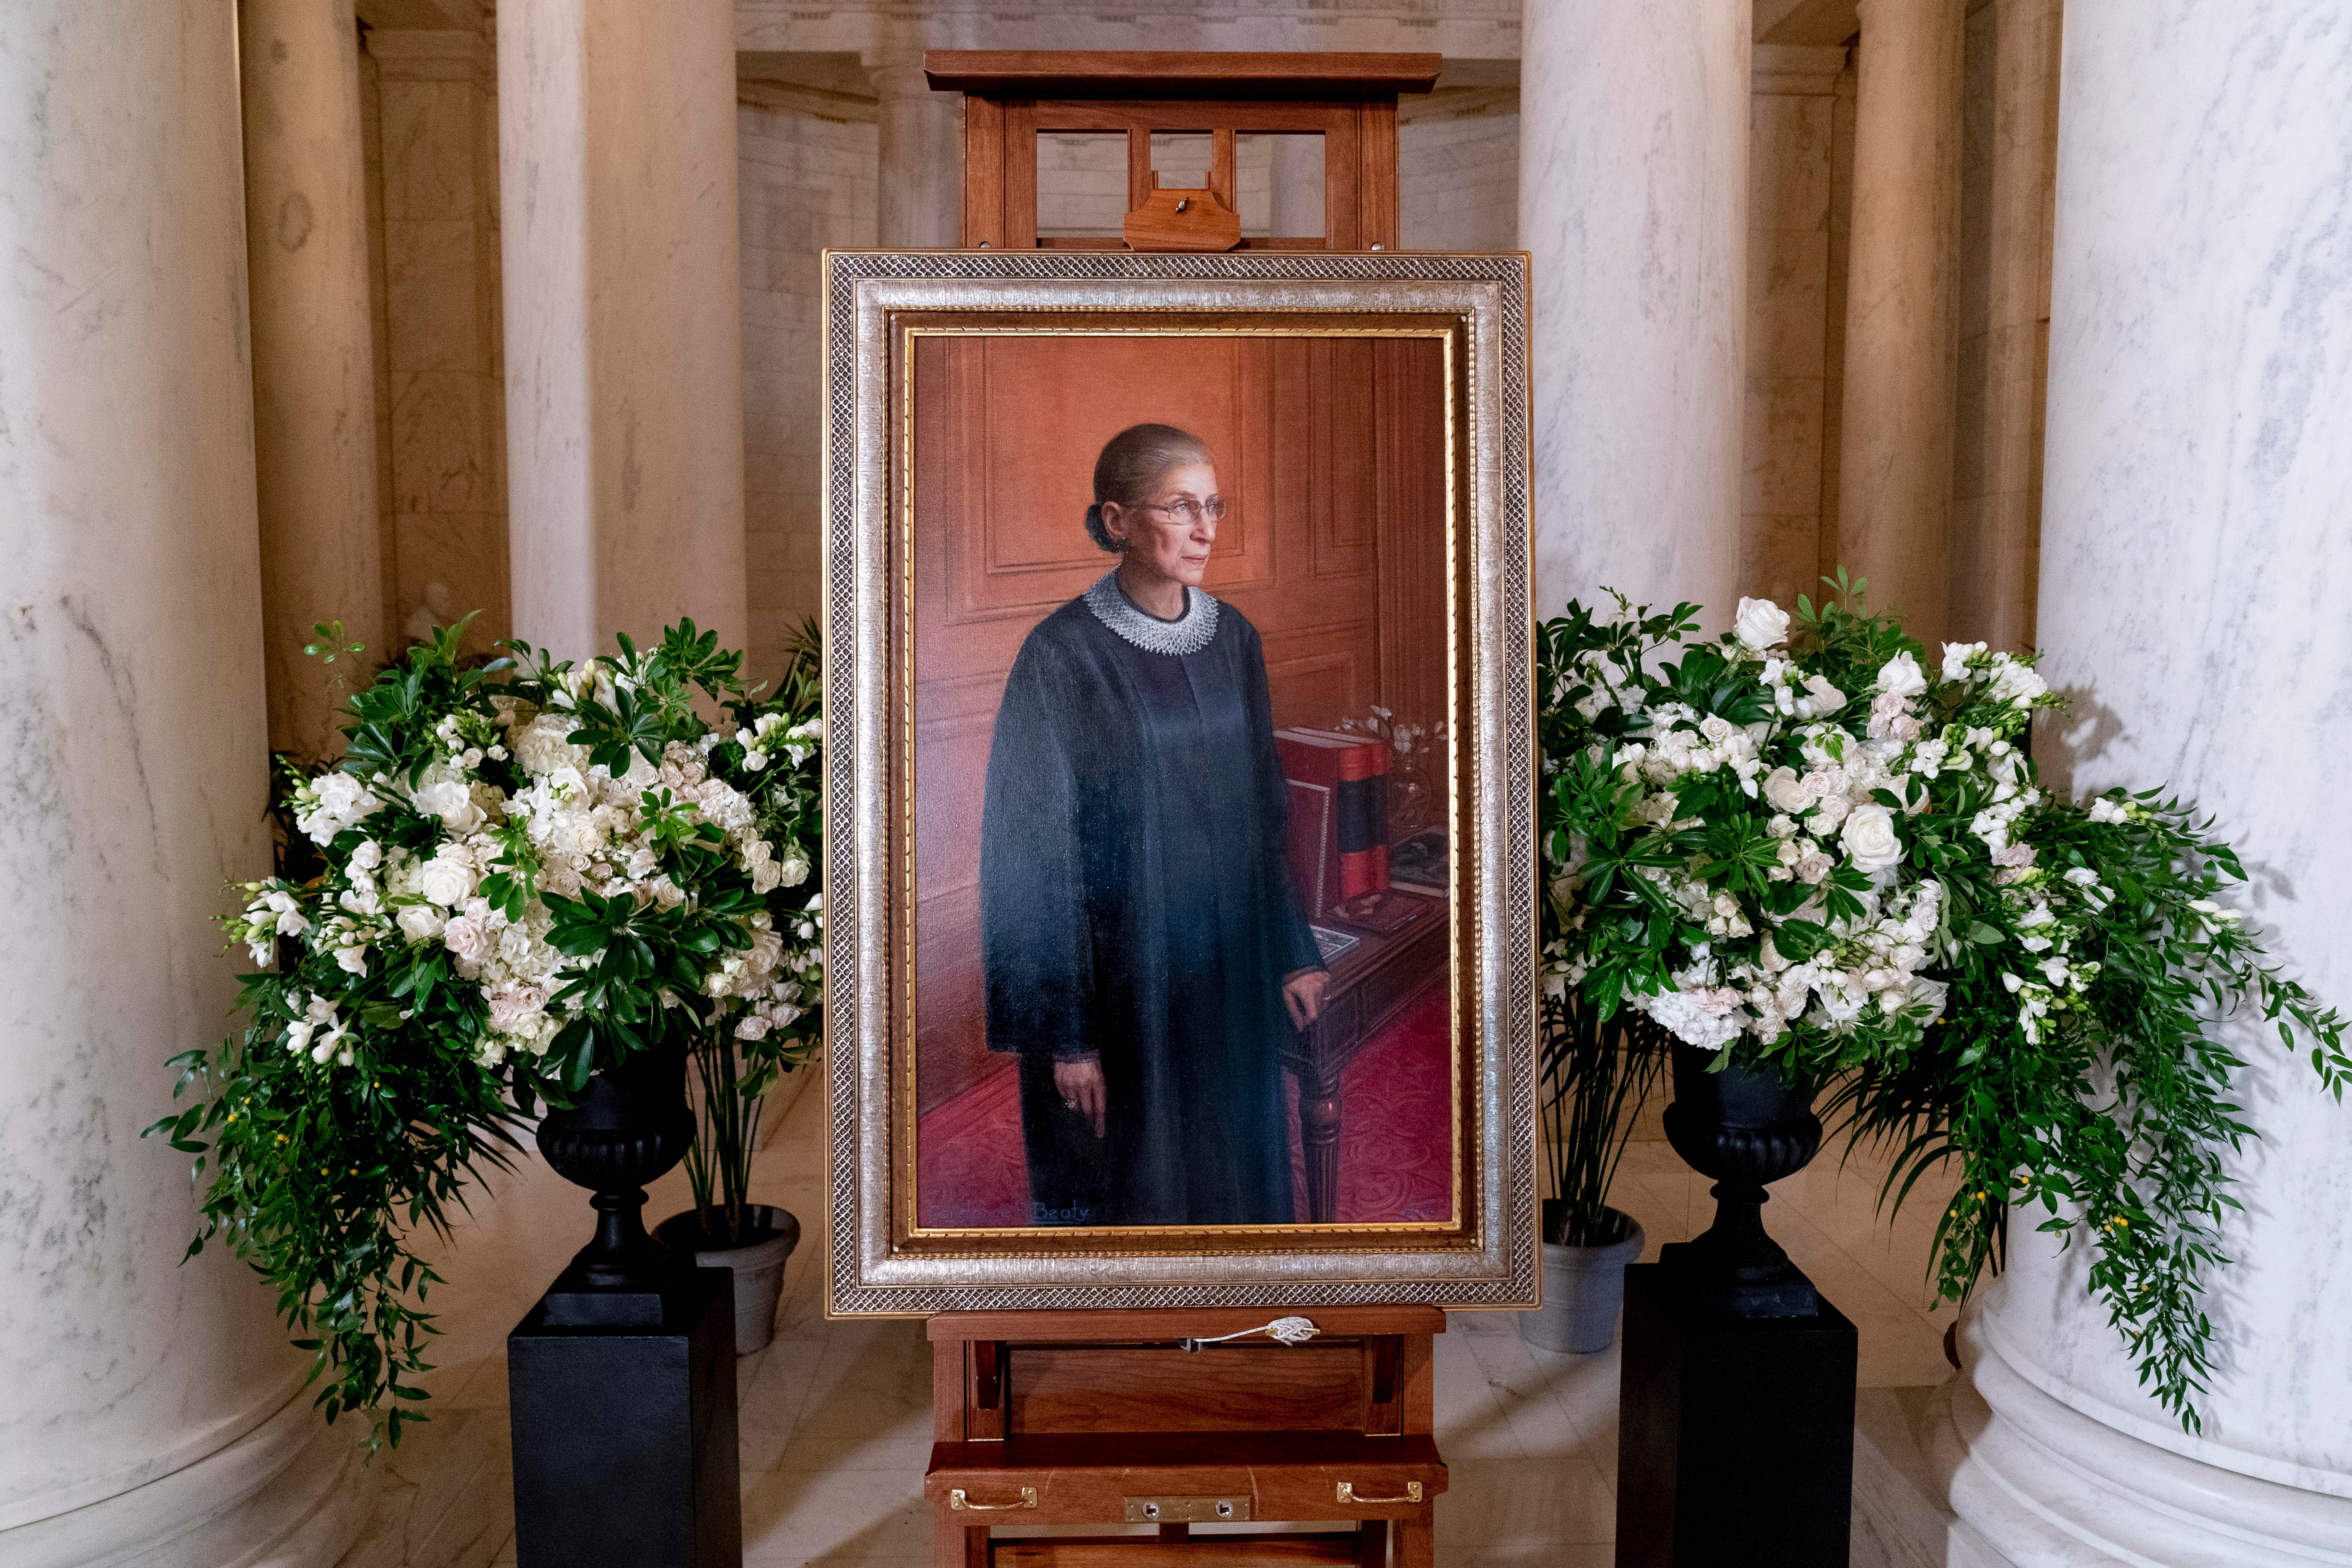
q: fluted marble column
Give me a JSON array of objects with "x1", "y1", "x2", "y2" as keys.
[
  {"x1": 1838, "y1": 0, "x2": 1965, "y2": 647},
  {"x1": 1940, "y1": 4, "x2": 2352, "y2": 1561},
  {"x1": 1520, "y1": 0, "x2": 1748, "y2": 628},
  {"x1": 869, "y1": 50, "x2": 962, "y2": 248},
  {"x1": 498, "y1": 0, "x2": 748, "y2": 663},
  {"x1": 241, "y1": 0, "x2": 384, "y2": 758},
  {"x1": 0, "y1": 3, "x2": 365, "y2": 1562}
]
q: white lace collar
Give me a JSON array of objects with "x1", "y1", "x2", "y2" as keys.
[{"x1": 1083, "y1": 570, "x2": 1220, "y2": 657}]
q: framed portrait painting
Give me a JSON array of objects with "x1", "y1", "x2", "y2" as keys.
[{"x1": 820, "y1": 249, "x2": 1537, "y2": 1314}]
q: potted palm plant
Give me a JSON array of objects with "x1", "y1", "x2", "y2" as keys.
[
  {"x1": 1522, "y1": 988, "x2": 1663, "y2": 1351},
  {"x1": 1521, "y1": 597, "x2": 1686, "y2": 1353},
  {"x1": 653, "y1": 620, "x2": 824, "y2": 1355}
]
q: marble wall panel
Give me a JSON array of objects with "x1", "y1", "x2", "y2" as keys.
[
  {"x1": 1398, "y1": 93, "x2": 1520, "y2": 252},
  {"x1": 738, "y1": 101, "x2": 876, "y2": 686},
  {"x1": 1947, "y1": 0, "x2": 2059, "y2": 652},
  {"x1": 1743, "y1": 49, "x2": 1844, "y2": 612},
  {"x1": 366, "y1": 26, "x2": 507, "y2": 657}
]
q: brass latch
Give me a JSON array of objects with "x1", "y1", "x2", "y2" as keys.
[{"x1": 1123, "y1": 1495, "x2": 1252, "y2": 1523}]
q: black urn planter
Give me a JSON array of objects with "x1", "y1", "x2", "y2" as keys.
[
  {"x1": 535, "y1": 1043, "x2": 698, "y2": 1326},
  {"x1": 1657, "y1": 1042, "x2": 1824, "y2": 1317}
]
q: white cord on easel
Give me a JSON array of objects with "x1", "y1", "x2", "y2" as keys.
[{"x1": 1179, "y1": 1316, "x2": 1322, "y2": 1352}]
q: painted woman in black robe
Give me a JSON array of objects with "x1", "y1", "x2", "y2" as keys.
[{"x1": 979, "y1": 424, "x2": 1328, "y2": 1227}]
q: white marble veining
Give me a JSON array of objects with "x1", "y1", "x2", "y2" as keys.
[
  {"x1": 1949, "y1": 2, "x2": 2352, "y2": 1558},
  {"x1": 1519, "y1": 0, "x2": 1748, "y2": 630},
  {"x1": 0, "y1": 2, "x2": 361, "y2": 1559},
  {"x1": 498, "y1": 0, "x2": 748, "y2": 664}
]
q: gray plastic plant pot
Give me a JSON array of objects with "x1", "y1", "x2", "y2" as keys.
[
  {"x1": 1519, "y1": 1207, "x2": 1646, "y2": 1354},
  {"x1": 652, "y1": 1204, "x2": 801, "y2": 1355}
]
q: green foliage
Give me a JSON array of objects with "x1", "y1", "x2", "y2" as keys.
[
  {"x1": 148, "y1": 614, "x2": 828, "y2": 1451},
  {"x1": 1829, "y1": 791, "x2": 2350, "y2": 1425},
  {"x1": 1539, "y1": 574, "x2": 2349, "y2": 1429},
  {"x1": 680, "y1": 616, "x2": 827, "y2": 1246},
  {"x1": 1533, "y1": 600, "x2": 1679, "y2": 1243}
]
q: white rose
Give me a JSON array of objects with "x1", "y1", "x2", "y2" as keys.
[
  {"x1": 415, "y1": 778, "x2": 485, "y2": 834},
  {"x1": 443, "y1": 915, "x2": 491, "y2": 966},
  {"x1": 417, "y1": 852, "x2": 477, "y2": 908},
  {"x1": 1839, "y1": 803, "x2": 1904, "y2": 872},
  {"x1": 1733, "y1": 597, "x2": 1791, "y2": 652},
  {"x1": 348, "y1": 839, "x2": 383, "y2": 872},
  {"x1": 397, "y1": 903, "x2": 447, "y2": 943},
  {"x1": 1988, "y1": 657, "x2": 2048, "y2": 708},
  {"x1": 777, "y1": 856, "x2": 811, "y2": 888},
  {"x1": 1874, "y1": 651, "x2": 1928, "y2": 699},
  {"x1": 1761, "y1": 766, "x2": 1815, "y2": 814}
]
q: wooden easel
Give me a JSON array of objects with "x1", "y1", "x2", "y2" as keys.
[
  {"x1": 916, "y1": 54, "x2": 1450, "y2": 1568},
  {"x1": 927, "y1": 1308, "x2": 1446, "y2": 1567},
  {"x1": 926, "y1": 50, "x2": 1439, "y2": 252}
]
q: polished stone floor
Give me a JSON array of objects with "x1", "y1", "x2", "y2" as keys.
[{"x1": 395, "y1": 1074, "x2": 1959, "y2": 1567}]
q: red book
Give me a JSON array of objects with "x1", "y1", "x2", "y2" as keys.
[{"x1": 1275, "y1": 729, "x2": 1391, "y2": 918}]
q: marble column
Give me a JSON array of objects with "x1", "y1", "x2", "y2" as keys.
[
  {"x1": 1838, "y1": 0, "x2": 1965, "y2": 648},
  {"x1": 498, "y1": 0, "x2": 748, "y2": 664},
  {"x1": 242, "y1": 0, "x2": 385, "y2": 759},
  {"x1": 868, "y1": 50, "x2": 962, "y2": 248},
  {"x1": 1520, "y1": 0, "x2": 1749, "y2": 628},
  {"x1": 0, "y1": 2, "x2": 366, "y2": 1562},
  {"x1": 1939, "y1": 4, "x2": 2352, "y2": 1561}
]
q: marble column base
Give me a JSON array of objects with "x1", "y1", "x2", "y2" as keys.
[
  {"x1": 1850, "y1": 1312, "x2": 2352, "y2": 1567},
  {"x1": 0, "y1": 1390, "x2": 372, "y2": 1568}
]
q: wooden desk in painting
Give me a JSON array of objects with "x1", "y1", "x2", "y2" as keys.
[{"x1": 1283, "y1": 889, "x2": 1448, "y2": 1226}]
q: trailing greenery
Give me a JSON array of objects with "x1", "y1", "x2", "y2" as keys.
[
  {"x1": 1538, "y1": 576, "x2": 2348, "y2": 1427},
  {"x1": 148, "y1": 618, "x2": 824, "y2": 1450}
]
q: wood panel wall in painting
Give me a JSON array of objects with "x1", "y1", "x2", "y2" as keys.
[{"x1": 911, "y1": 331, "x2": 1449, "y2": 1114}]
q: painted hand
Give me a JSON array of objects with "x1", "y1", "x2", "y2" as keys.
[
  {"x1": 1052, "y1": 1058, "x2": 1108, "y2": 1138},
  {"x1": 1283, "y1": 970, "x2": 1330, "y2": 1031}
]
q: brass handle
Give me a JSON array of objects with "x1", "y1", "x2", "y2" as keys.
[
  {"x1": 949, "y1": 1487, "x2": 1036, "y2": 1512},
  {"x1": 1336, "y1": 1481, "x2": 1422, "y2": 1505}
]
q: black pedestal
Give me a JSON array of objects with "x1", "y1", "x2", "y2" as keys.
[
  {"x1": 1615, "y1": 1263, "x2": 1856, "y2": 1568},
  {"x1": 509, "y1": 1266, "x2": 742, "y2": 1568}
]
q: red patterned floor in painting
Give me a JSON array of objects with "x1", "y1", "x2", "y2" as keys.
[{"x1": 914, "y1": 984, "x2": 1454, "y2": 1229}]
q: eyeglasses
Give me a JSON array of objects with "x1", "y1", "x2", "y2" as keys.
[{"x1": 1143, "y1": 498, "x2": 1228, "y2": 526}]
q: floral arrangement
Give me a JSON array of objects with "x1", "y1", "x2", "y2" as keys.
[
  {"x1": 148, "y1": 619, "x2": 824, "y2": 1448},
  {"x1": 1539, "y1": 576, "x2": 2347, "y2": 1426}
]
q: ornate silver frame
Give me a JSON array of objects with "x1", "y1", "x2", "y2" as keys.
[{"x1": 820, "y1": 249, "x2": 1536, "y2": 1315}]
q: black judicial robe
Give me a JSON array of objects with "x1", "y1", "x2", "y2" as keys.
[{"x1": 979, "y1": 590, "x2": 1323, "y2": 1227}]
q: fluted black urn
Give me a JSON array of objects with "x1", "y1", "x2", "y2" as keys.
[
  {"x1": 535, "y1": 1042, "x2": 697, "y2": 1326},
  {"x1": 1658, "y1": 1042, "x2": 1823, "y2": 1317}
]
